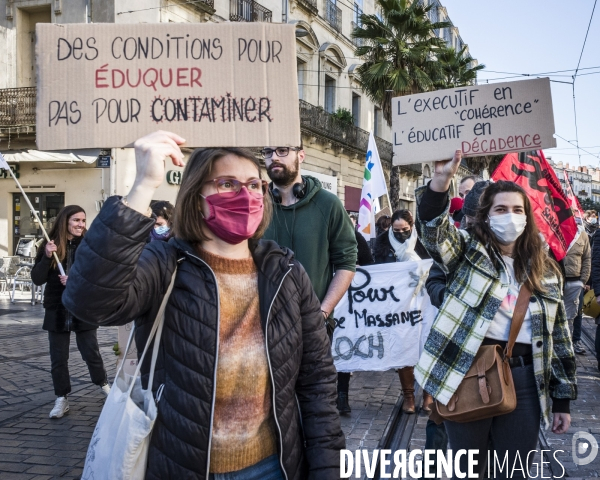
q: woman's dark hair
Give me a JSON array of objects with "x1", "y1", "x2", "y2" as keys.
[
  {"x1": 172, "y1": 148, "x2": 272, "y2": 244},
  {"x1": 46, "y1": 205, "x2": 86, "y2": 268},
  {"x1": 376, "y1": 215, "x2": 391, "y2": 232},
  {"x1": 472, "y1": 180, "x2": 560, "y2": 292},
  {"x1": 391, "y1": 209, "x2": 414, "y2": 228},
  {"x1": 151, "y1": 201, "x2": 174, "y2": 224}
]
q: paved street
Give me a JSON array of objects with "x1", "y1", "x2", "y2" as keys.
[
  {"x1": 0, "y1": 295, "x2": 118, "y2": 480},
  {"x1": 0, "y1": 292, "x2": 599, "y2": 479}
]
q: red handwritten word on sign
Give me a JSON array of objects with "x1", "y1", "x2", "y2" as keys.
[{"x1": 95, "y1": 66, "x2": 203, "y2": 90}]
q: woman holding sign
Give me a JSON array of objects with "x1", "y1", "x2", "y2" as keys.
[
  {"x1": 373, "y1": 209, "x2": 433, "y2": 414},
  {"x1": 415, "y1": 150, "x2": 576, "y2": 479},
  {"x1": 62, "y1": 131, "x2": 344, "y2": 480}
]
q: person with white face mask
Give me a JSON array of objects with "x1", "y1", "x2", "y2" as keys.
[{"x1": 413, "y1": 151, "x2": 577, "y2": 480}]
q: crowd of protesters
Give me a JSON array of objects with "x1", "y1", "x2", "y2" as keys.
[{"x1": 26, "y1": 132, "x2": 600, "y2": 479}]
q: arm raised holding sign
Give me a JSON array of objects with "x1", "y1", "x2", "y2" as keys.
[
  {"x1": 416, "y1": 150, "x2": 468, "y2": 274},
  {"x1": 126, "y1": 130, "x2": 186, "y2": 215}
]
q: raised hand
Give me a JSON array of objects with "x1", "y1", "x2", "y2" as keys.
[
  {"x1": 133, "y1": 130, "x2": 186, "y2": 190},
  {"x1": 430, "y1": 150, "x2": 462, "y2": 193},
  {"x1": 126, "y1": 131, "x2": 186, "y2": 215},
  {"x1": 45, "y1": 240, "x2": 58, "y2": 259}
]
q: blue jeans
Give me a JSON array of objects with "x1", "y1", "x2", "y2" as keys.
[
  {"x1": 421, "y1": 420, "x2": 448, "y2": 479},
  {"x1": 572, "y1": 288, "x2": 585, "y2": 342},
  {"x1": 209, "y1": 455, "x2": 284, "y2": 480}
]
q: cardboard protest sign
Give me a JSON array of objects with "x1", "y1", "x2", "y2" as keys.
[
  {"x1": 332, "y1": 260, "x2": 437, "y2": 372},
  {"x1": 36, "y1": 23, "x2": 300, "y2": 150},
  {"x1": 391, "y1": 78, "x2": 556, "y2": 165}
]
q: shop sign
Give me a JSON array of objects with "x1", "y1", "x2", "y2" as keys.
[
  {"x1": 1, "y1": 163, "x2": 20, "y2": 179},
  {"x1": 301, "y1": 169, "x2": 337, "y2": 196},
  {"x1": 96, "y1": 155, "x2": 111, "y2": 168},
  {"x1": 166, "y1": 170, "x2": 182, "y2": 185}
]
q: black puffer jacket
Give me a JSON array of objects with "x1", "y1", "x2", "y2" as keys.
[
  {"x1": 62, "y1": 198, "x2": 344, "y2": 480},
  {"x1": 31, "y1": 236, "x2": 95, "y2": 332}
]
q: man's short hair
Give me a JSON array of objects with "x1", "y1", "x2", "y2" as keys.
[{"x1": 460, "y1": 175, "x2": 477, "y2": 185}]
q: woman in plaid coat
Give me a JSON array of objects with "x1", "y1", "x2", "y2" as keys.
[{"x1": 415, "y1": 151, "x2": 577, "y2": 479}]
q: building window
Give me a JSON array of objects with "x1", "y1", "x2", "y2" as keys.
[
  {"x1": 353, "y1": 0, "x2": 363, "y2": 25},
  {"x1": 352, "y1": 93, "x2": 361, "y2": 127},
  {"x1": 17, "y1": 5, "x2": 51, "y2": 87},
  {"x1": 297, "y1": 59, "x2": 306, "y2": 101},
  {"x1": 374, "y1": 107, "x2": 382, "y2": 137},
  {"x1": 324, "y1": 75, "x2": 336, "y2": 114}
]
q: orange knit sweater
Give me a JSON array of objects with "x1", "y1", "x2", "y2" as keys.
[{"x1": 198, "y1": 248, "x2": 277, "y2": 474}]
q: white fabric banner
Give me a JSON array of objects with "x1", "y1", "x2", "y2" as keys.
[{"x1": 332, "y1": 260, "x2": 437, "y2": 372}]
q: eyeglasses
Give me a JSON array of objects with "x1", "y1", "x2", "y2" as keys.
[
  {"x1": 260, "y1": 147, "x2": 301, "y2": 160},
  {"x1": 204, "y1": 177, "x2": 268, "y2": 198}
]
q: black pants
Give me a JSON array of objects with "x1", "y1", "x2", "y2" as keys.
[
  {"x1": 596, "y1": 324, "x2": 600, "y2": 369},
  {"x1": 48, "y1": 330, "x2": 107, "y2": 397},
  {"x1": 444, "y1": 364, "x2": 540, "y2": 480}
]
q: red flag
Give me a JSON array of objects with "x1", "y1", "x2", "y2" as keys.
[
  {"x1": 492, "y1": 150, "x2": 577, "y2": 261},
  {"x1": 563, "y1": 170, "x2": 583, "y2": 219}
]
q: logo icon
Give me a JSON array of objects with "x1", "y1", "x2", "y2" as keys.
[{"x1": 572, "y1": 432, "x2": 598, "y2": 466}]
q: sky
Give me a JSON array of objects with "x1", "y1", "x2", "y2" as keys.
[{"x1": 442, "y1": 0, "x2": 600, "y2": 169}]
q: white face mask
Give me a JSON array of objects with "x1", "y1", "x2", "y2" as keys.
[{"x1": 488, "y1": 213, "x2": 527, "y2": 244}]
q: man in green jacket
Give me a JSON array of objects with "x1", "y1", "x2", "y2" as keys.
[{"x1": 262, "y1": 145, "x2": 357, "y2": 317}]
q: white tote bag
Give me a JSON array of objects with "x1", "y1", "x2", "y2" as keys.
[{"x1": 82, "y1": 272, "x2": 176, "y2": 480}]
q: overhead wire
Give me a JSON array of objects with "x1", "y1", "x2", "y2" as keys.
[
  {"x1": 572, "y1": 0, "x2": 598, "y2": 165},
  {"x1": 554, "y1": 134, "x2": 600, "y2": 161}
]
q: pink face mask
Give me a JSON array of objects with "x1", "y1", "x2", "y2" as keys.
[{"x1": 201, "y1": 188, "x2": 264, "y2": 244}]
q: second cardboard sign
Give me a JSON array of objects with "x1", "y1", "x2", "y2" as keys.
[{"x1": 391, "y1": 77, "x2": 556, "y2": 165}]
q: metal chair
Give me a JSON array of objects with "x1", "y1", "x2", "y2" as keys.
[
  {"x1": 0, "y1": 257, "x2": 12, "y2": 294},
  {"x1": 10, "y1": 260, "x2": 36, "y2": 305}
]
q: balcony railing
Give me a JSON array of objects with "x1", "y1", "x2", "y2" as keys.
[
  {"x1": 351, "y1": 22, "x2": 364, "y2": 47},
  {"x1": 297, "y1": 0, "x2": 318, "y2": 15},
  {"x1": 299, "y1": 100, "x2": 422, "y2": 175},
  {"x1": 230, "y1": 0, "x2": 272, "y2": 22},
  {"x1": 0, "y1": 87, "x2": 36, "y2": 127},
  {"x1": 325, "y1": 0, "x2": 342, "y2": 33},
  {"x1": 188, "y1": 0, "x2": 215, "y2": 11}
]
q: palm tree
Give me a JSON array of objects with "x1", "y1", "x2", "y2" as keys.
[
  {"x1": 433, "y1": 46, "x2": 485, "y2": 90},
  {"x1": 352, "y1": 0, "x2": 449, "y2": 209},
  {"x1": 352, "y1": 0, "x2": 450, "y2": 127}
]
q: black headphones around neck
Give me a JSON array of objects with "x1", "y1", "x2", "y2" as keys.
[{"x1": 269, "y1": 177, "x2": 307, "y2": 204}]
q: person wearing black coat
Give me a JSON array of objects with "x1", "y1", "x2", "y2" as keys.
[
  {"x1": 372, "y1": 209, "x2": 431, "y2": 414},
  {"x1": 31, "y1": 205, "x2": 108, "y2": 420},
  {"x1": 63, "y1": 132, "x2": 344, "y2": 480}
]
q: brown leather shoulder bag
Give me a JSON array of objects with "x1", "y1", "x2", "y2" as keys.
[{"x1": 435, "y1": 285, "x2": 532, "y2": 423}]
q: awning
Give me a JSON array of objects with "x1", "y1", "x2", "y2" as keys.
[{"x1": 1, "y1": 149, "x2": 101, "y2": 164}]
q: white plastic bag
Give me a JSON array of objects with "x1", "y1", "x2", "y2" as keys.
[{"x1": 82, "y1": 272, "x2": 176, "y2": 480}]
